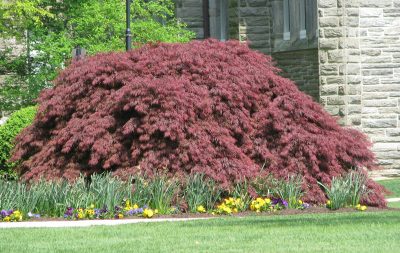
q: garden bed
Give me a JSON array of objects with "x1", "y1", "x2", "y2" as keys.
[
  {"x1": 20, "y1": 206, "x2": 398, "y2": 223},
  {"x1": 0, "y1": 172, "x2": 393, "y2": 223}
]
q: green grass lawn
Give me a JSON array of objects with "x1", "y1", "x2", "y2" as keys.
[
  {"x1": 388, "y1": 202, "x2": 400, "y2": 208},
  {"x1": 378, "y1": 178, "x2": 400, "y2": 198},
  {"x1": 1, "y1": 211, "x2": 399, "y2": 253}
]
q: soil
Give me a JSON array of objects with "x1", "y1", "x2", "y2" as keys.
[{"x1": 26, "y1": 206, "x2": 400, "y2": 222}]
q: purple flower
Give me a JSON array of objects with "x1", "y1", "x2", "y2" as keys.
[
  {"x1": 28, "y1": 212, "x2": 40, "y2": 218},
  {"x1": 100, "y1": 205, "x2": 108, "y2": 213},
  {"x1": 64, "y1": 207, "x2": 74, "y2": 218},
  {"x1": 1, "y1": 210, "x2": 8, "y2": 217},
  {"x1": 302, "y1": 203, "x2": 310, "y2": 209},
  {"x1": 125, "y1": 207, "x2": 143, "y2": 216},
  {"x1": 271, "y1": 198, "x2": 288, "y2": 208}
]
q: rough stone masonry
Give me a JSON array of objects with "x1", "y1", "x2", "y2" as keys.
[{"x1": 318, "y1": 0, "x2": 400, "y2": 176}]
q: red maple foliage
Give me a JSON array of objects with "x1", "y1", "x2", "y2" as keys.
[{"x1": 12, "y1": 39, "x2": 386, "y2": 206}]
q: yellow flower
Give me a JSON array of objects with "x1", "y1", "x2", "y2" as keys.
[
  {"x1": 154, "y1": 209, "x2": 159, "y2": 214},
  {"x1": 133, "y1": 204, "x2": 139, "y2": 209},
  {"x1": 265, "y1": 198, "x2": 271, "y2": 204},
  {"x1": 13, "y1": 210, "x2": 22, "y2": 221},
  {"x1": 143, "y1": 209, "x2": 154, "y2": 218},
  {"x1": 298, "y1": 200, "x2": 303, "y2": 205},
  {"x1": 233, "y1": 208, "x2": 238, "y2": 213},
  {"x1": 223, "y1": 206, "x2": 232, "y2": 214},
  {"x1": 90, "y1": 204, "x2": 95, "y2": 209},
  {"x1": 197, "y1": 205, "x2": 206, "y2": 213},
  {"x1": 234, "y1": 198, "x2": 242, "y2": 205},
  {"x1": 77, "y1": 213, "x2": 84, "y2": 219},
  {"x1": 356, "y1": 204, "x2": 367, "y2": 211},
  {"x1": 326, "y1": 200, "x2": 331, "y2": 206},
  {"x1": 256, "y1": 197, "x2": 265, "y2": 205},
  {"x1": 225, "y1": 197, "x2": 234, "y2": 205},
  {"x1": 3, "y1": 216, "x2": 10, "y2": 222},
  {"x1": 118, "y1": 213, "x2": 124, "y2": 219}
]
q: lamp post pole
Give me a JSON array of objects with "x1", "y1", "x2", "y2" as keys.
[{"x1": 126, "y1": 0, "x2": 132, "y2": 51}]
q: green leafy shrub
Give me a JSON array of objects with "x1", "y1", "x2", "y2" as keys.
[
  {"x1": 0, "y1": 0, "x2": 195, "y2": 111},
  {"x1": 318, "y1": 171, "x2": 369, "y2": 210},
  {"x1": 346, "y1": 171, "x2": 369, "y2": 207},
  {"x1": 230, "y1": 180, "x2": 252, "y2": 212},
  {"x1": 147, "y1": 176, "x2": 178, "y2": 214},
  {"x1": 251, "y1": 174, "x2": 276, "y2": 197},
  {"x1": 0, "y1": 173, "x2": 134, "y2": 217},
  {"x1": 0, "y1": 106, "x2": 37, "y2": 179},
  {"x1": 184, "y1": 173, "x2": 222, "y2": 213},
  {"x1": 274, "y1": 175, "x2": 304, "y2": 209}
]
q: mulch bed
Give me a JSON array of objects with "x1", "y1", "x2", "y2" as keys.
[{"x1": 25, "y1": 206, "x2": 400, "y2": 222}]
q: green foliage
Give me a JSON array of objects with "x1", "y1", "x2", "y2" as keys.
[
  {"x1": 147, "y1": 176, "x2": 178, "y2": 214},
  {"x1": 0, "y1": 173, "x2": 135, "y2": 217},
  {"x1": 251, "y1": 174, "x2": 276, "y2": 197},
  {"x1": 0, "y1": 173, "x2": 179, "y2": 217},
  {"x1": 0, "y1": 0, "x2": 195, "y2": 111},
  {"x1": 183, "y1": 173, "x2": 222, "y2": 213},
  {"x1": 318, "y1": 171, "x2": 369, "y2": 210},
  {"x1": 230, "y1": 180, "x2": 252, "y2": 212},
  {"x1": 0, "y1": 106, "x2": 37, "y2": 179},
  {"x1": 346, "y1": 171, "x2": 369, "y2": 207},
  {"x1": 0, "y1": 48, "x2": 27, "y2": 76},
  {"x1": 318, "y1": 177, "x2": 351, "y2": 210},
  {"x1": 0, "y1": 0, "x2": 53, "y2": 38},
  {"x1": 274, "y1": 175, "x2": 304, "y2": 209}
]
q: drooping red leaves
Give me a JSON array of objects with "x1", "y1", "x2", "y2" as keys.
[{"x1": 12, "y1": 39, "x2": 386, "y2": 206}]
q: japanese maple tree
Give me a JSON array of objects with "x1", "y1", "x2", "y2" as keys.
[{"x1": 12, "y1": 40, "x2": 386, "y2": 206}]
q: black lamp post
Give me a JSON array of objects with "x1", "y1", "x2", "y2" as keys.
[{"x1": 126, "y1": 0, "x2": 132, "y2": 51}]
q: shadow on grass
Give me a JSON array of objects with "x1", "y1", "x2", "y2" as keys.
[{"x1": 179, "y1": 210, "x2": 400, "y2": 229}]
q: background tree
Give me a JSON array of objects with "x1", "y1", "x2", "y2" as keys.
[{"x1": 0, "y1": 0, "x2": 194, "y2": 112}]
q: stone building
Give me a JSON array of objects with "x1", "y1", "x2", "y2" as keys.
[{"x1": 175, "y1": 0, "x2": 400, "y2": 175}]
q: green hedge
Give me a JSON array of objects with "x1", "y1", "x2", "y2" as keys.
[{"x1": 0, "y1": 106, "x2": 37, "y2": 179}]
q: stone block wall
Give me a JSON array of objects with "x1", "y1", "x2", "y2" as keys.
[
  {"x1": 318, "y1": 0, "x2": 400, "y2": 173},
  {"x1": 359, "y1": 1, "x2": 400, "y2": 171},
  {"x1": 175, "y1": 0, "x2": 205, "y2": 39},
  {"x1": 318, "y1": 0, "x2": 361, "y2": 125},
  {"x1": 238, "y1": 0, "x2": 272, "y2": 54},
  {"x1": 272, "y1": 49, "x2": 320, "y2": 100},
  {"x1": 175, "y1": 0, "x2": 239, "y2": 40},
  {"x1": 238, "y1": 0, "x2": 319, "y2": 101}
]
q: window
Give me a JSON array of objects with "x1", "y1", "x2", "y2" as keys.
[
  {"x1": 299, "y1": 0, "x2": 306, "y2": 39},
  {"x1": 283, "y1": 0, "x2": 290, "y2": 41},
  {"x1": 209, "y1": 0, "x2": 228, "y2": 41}
]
